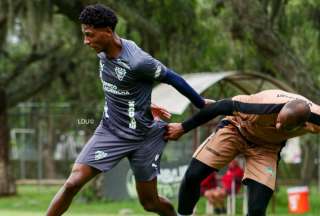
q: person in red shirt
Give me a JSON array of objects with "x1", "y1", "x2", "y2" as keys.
[
  {"x1": 201, "y1": 160, "x2": 243, "y2": 214},
  {"x1": 200, "y1": 172, "x2": 218, "y2": 197},
  {"x1": 221, "y1": 160, "x2": 244, "y2": 195}
]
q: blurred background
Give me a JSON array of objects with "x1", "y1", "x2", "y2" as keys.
[{"x1": 0, "y1": 0, "x2": 320, "y2": 215}]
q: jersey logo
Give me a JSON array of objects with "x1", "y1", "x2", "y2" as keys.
[
  {"x1": 115, "y1": 66, "x2": 126, "y2": 81},
  {"x1": 265, "y1": 166, "x2": 275, "y2": 177},
  {"x1": 152, "y1": 154, "x2": 160, "y2": 170}
]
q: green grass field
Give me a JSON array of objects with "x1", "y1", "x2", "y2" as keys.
[
  {"x1": 0, "y1": 185, "x2": 154, "y2": 216},
  {"x1": 0, "y1": 184, "x2": 319, "y2": 215}
]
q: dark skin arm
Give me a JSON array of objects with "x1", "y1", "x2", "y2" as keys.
[{"x1": 165, "y1": 99, "x2": 234, "y2": 140}]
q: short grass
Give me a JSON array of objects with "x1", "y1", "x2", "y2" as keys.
[
  {"x1": 0, "y1": 185, "x2": 153, "y2": 215},
  {"x1": 0, "y1": 184, "x2": 319, "y2": 215}
]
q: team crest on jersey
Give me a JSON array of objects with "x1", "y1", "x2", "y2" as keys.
[
  {"x1": 115, "y1": 66, "x2": 126, "y2": 81},
  {"x1": 116, "y1": 59, "x2": 131, "y2": 70}
]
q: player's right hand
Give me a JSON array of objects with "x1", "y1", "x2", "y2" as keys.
[{"x1": 164, "y1": 123, "x2": 184, "y2": 140}]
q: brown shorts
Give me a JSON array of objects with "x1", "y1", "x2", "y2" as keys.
[{"x1": 193, "y1": 121, "x2": 282, "y2": 190}]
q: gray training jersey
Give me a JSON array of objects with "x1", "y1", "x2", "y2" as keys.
[{"x1": 98, "y1": 38, "x2": 167, "y2": 140}]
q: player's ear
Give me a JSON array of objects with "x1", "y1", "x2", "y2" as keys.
[
  {"x1": 104, "y1": 27, "x2": 113, "y2": 35},
  {"x1": 275, "y1": 114, "x2": 282, "y2": 130}
]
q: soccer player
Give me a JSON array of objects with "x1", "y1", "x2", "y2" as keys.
[
  {"x1": 46, "y1": 4, "x2": 208, "y2": 216},
  {"x1": 165, "y1": 89, "x2": 320, "y2": 216}
]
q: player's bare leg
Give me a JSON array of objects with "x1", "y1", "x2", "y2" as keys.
[
  {"x1": 136, "y1": 177, "x2": 176, "y2": 216},
  {"x1": 46, "y1": 164, "x2": 100, "y2": 216}
]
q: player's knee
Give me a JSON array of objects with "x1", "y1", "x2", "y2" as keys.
[
  {"x1": 184, "y1": 159, "x2": 216, "y2": 186},
  {"x1": 63, "y1": 178, "x2": 82, "y2": 194}
]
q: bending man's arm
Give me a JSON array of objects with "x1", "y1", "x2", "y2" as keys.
[
  {"x1": 165, "y1": 99, "x2": 234, "y2": 140},
  {"x1": 161, "y1": 69, "x2": 205, "y2": 108},
  {"x1": 182, "y1": 99, "x2": 234, "y2": 132}
]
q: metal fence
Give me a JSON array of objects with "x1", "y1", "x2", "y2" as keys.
[{"x1": 8, "y1": 102, "x2": 320, "y2": 195}]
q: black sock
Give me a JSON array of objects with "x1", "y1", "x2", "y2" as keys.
[
  {"x1": 177, "y1": 159, "x2": 217, "y2": 215},
  {"x1": 245, "y1": 179, "x2": 273, "y2": 216}
]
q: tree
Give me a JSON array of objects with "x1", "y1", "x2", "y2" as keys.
[
  {"x1": 226, "y1": 0, "x2": 320, "y2": 184},
  {"x1": 0, "y1": 0, "x2": 84, "y2": 195},
  {"x1": 228, "y1": 0, "x2": 320, "y2": 101},
  {"x1": 0, "y1": 89, "x2": 14, "y2": 195}
]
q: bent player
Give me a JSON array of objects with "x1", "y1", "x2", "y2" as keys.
[{"x1": 166, "y1": 89, "x2": 320, "y2": 216}]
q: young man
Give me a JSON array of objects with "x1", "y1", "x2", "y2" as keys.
[
  {"x1": 46, "y1": 4, "x2": 208, "y2": 216},
  {"x1": 165, "y1": 89, "x2": 320, "y2": 216}
]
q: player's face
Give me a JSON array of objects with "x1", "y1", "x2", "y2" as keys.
[
  {"x1": 276, "y1": 111, "x2": 304, "y2": 132},
  {"x1": 81, "y1": 24, "x2": 112, "y2": 53}
]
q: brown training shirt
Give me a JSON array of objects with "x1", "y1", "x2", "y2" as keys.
[{"x1": 225, "y1": 89, "x2": 320, "y2": 146}]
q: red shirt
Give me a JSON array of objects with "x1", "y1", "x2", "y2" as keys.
[
  {"x1": 200, "y1": 172, "x2": 217, "y2": 195},
  {"x1": 221, "y1": 165, "x2": 244, "y2": 194}
]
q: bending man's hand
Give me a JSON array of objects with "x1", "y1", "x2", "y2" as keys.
[
  {"x1": 164, "y1": 123, "x2": 185, "y2": 140},
  {"x1": 151, "y1": 103, "x2": 172, "y2": 121}
]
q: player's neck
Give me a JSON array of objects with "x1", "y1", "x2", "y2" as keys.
[{"x1": 104, "y1": 34, "x2": 122, "y2": 59}]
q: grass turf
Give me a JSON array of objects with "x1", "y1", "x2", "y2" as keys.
[{"x1": 0, "y1": 184, "x2": 319, "y2": 215}]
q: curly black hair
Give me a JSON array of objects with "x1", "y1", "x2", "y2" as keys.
[{"x1": 79, "y1": 4, "x2": 118, "y2": 31}]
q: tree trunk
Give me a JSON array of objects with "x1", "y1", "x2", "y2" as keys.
[
  {"x1": 0, "y1": 89, "x2": 16, "y2": 195},
  {"x1": 300, "y1": 139, "x2": 316, "y2": 185},
  {"x1": 43, "y1": 107, "x2": 56, "y2": 179}
]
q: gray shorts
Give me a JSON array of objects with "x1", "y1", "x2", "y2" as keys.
[{"x1": 76, "y1": 121, "x2": 167, "y2": 181}]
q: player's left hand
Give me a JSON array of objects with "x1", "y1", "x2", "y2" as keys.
[{"x1": 151, "y1": 103, "x2": 171, "y2": 121}]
